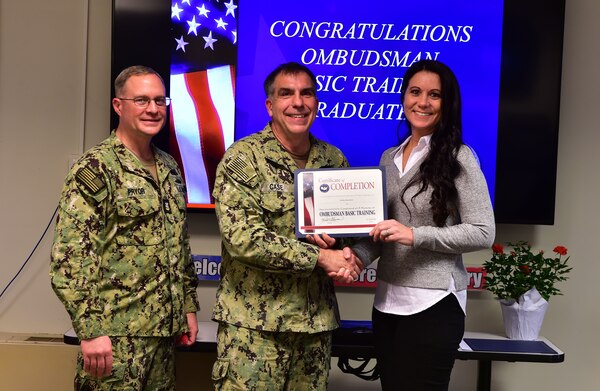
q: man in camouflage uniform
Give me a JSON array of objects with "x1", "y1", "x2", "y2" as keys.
[
  {"x1": 211, "y1": 62, "x2": 363, "y2": 390},
  {"x1": 51, "y1": 65, "x2": 199, "y2": 390}
]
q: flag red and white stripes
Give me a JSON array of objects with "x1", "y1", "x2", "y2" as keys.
[{"x1": 170, "y1": 65, "x2": 235, "y2": 205}]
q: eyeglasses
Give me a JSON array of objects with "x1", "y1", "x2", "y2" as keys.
[{"x1": 117, "y1": 96, "x2": 171, "y2": 107}]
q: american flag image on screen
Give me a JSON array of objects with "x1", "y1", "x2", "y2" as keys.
[{"x1": 170, "y1": 0, "x2": 237, "y2": 206}]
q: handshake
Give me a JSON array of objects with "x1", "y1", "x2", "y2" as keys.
[
  {"x1": 308, "y1": 233, "x2": 364, "y2": 284},
  {"x1": 308, "y1": 219, "x2": 414, "y2": 283}
]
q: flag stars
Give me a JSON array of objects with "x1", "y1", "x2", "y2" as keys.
[
  {"x1": 203, "y1": 31, "x2": 218, "y2": 50},
  {"x1": 187, "y1": 16, "x2": 201, "y2": 35},
  {"x1": 215, "y1": 17, "x2": 228, "y2": 30},
  {"x1": 171, "y1": 3, "x2": 183, "y2": 20},
  {"x1": 182, "y1": 0, "x2": 191, "y2": 5},
  {"x1": 232, "y1": 30, "x2": 237, "y2": 45},
  {"x1": 224, "y1": 0, "x2": 237, "y2": 18},
  {"x1": 197, "y1": 4, "x2": 210, "y2": 18},
  {"x1": 175, "y1": 35, "x2": 189, "y2": 52}
]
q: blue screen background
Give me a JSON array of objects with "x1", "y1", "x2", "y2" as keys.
[{"x1": 235, "y1": 0, "x2": 504, "y2": 203}]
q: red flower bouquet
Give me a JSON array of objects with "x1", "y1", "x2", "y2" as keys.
[{"x1": 483, "y1": 241, "x2": 572, "y2": 301}]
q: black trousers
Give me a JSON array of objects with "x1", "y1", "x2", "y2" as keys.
[{"x1": 372, "y1": 294, "x2": 465, "y2": 391}]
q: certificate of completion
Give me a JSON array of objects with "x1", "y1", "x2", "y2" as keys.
[{"x1": 294, "y1": 167, "x2": 387, "y2": 237}]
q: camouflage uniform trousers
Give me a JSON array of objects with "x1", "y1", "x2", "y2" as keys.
[
  {"x1": 74, "y1": 336, "x2": 175, "y2": 391},
  {"x1": 212, "y1": 322, "x2": 332, "y2": 391}
]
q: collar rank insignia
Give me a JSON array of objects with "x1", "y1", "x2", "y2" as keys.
[{"x1": 76, "y1": 167, "x2": 105, "y2": 194}]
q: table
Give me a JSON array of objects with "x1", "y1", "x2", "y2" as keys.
[
  {"x1": 457, "y1": 331, "x2": 564, "y2": 391},
  {"x1": 64, "y1": 322, "x2": 564, "y2": 391},
  {"x1": 328, "y1": 321, "x2": 564, "y2": 391}
]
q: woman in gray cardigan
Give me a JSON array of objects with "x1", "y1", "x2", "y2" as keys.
[{"x1": 351, "y1": 60, "x2": 495, "y2": 390}]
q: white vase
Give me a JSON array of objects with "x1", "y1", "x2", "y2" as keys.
[{"x1": 499, "y1": 287, "x2": 549, "y2": 340}]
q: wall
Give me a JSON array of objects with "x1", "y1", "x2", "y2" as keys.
[{"x1": 1, "y1": 0, "x2": 599, "y2": 389}]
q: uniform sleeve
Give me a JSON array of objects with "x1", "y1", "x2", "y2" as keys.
[
  {"x1": 212, "y1": 149, "x2": 320, "y2": 276},
  {"x1": 162, "y1": 155, "x2": 200, "y2": 315},
  {"x1": 412, "y1": 146, "x2": 496, "y2": 253},
  {"x1": 181, "y1": 204, "x2": 200, "y2": 314},
  {"x1": 50, "y1": 165, "x2": 109, "y2": 340}
]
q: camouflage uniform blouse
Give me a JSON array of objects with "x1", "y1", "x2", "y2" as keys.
[
  {"x1": 51, "y1": 132, "x2": 199, "y2": 340},
  {"x1": 212, "y1": 124, "x2": 349, "y2": 333}
]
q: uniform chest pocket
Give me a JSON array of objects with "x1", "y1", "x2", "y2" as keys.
[
  {"x1": 259, "y1": 192, "x2": 295, "y2": 233},
  {"x1": 115, "y1": 196, "x2": 163, "y2": 246},
  {"x1": 259, "y1": 191, "x2": 295, "y2": 213}
]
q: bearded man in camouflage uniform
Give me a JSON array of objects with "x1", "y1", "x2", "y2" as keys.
[
  {"x1": 211, "y1": 62, "x2": 363, "y2": 390},
  {"x1": 51, "y1": 65, "x2": 200, "y2": 390}
]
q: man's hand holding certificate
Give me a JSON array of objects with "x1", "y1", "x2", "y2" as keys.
[{"x1": 294, "y1": 167, "x2": 387, "y2": 237}]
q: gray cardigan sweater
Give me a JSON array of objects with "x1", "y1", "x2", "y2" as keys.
[{"x1": 352, "y1": 144, "x2": 495, "y2": 290}]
